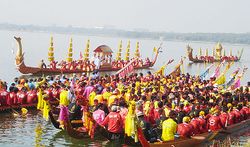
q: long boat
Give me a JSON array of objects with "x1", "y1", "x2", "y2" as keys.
[
  {"x1": 51, "y1": 110, "x2": 138, "y2": 145},
  {"x1": 48, "y1": 111, "x2": 83, "y2": 130},
  {"x1": 0, "y1": 103, "x2": 37, "y2": 112},
  {"x1": 186, "y1": 43, "x2": 243, "y2": 63},
  {"x1": 150, "y1": 118, "x2": 250, "y2": 147},
  {"x1": 14, "y1": 37, "x2": 160, "y2": 75}
]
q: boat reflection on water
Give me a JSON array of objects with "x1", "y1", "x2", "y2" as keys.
[{"x1": 35, "y1": 124, "x2": 44, "y2": 147}]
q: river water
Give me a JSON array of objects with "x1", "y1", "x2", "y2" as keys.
[{"x1": 0, "y1": 30, "x2": 250, "y2": 146}]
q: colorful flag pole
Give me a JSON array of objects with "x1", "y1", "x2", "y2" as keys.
[
  {"x1": 200, "y1": 63, "x2": 214, "y2": 80},
  {"x1": 154, "y1": 59, "x2": 174, "y2": 76}
]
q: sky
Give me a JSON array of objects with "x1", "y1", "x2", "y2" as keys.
[{"x1": 0, "y1": 0, "x2": 250, "y2": 33}]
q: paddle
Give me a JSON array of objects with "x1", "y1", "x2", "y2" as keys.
[
  {"x1": 191, "y1": 136, "x2": 206, "y2": 140},
  {"x1": 11, "y1": 108, "x2": 20, "y2": 117}
]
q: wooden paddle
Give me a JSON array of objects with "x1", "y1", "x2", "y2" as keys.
[{"x1": 191, "y1": 136, "x2": 206, "y2": 140}]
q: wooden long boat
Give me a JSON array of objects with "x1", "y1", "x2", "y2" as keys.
[
  {"x1": 186, "y1": 43, "x2": 243, "y2": 63},
  {"x1": 14, "y1": 37, "x2": 160, "y2": 75},
  {"x1": 63, "y1": 119, "x2": 90, "y2": 139},
  {"x1": 48, "y1": 111, "x2": 83, "y2": 130},
  {"x1": 0, "y1": 103, "x2": 37, "y2": 112},
  {"x1": 55, "y1": 112, "x2": 137, "y2": 145},
  {"x1": 150, "y1": 118, "x2": 250, "y2": 147}
]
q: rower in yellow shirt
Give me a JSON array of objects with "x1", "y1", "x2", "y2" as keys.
[
  {"x1": 161, "y1": 110, "x2": 178, "y2": 141},
  {"x1": 102, "y1": 87, "x2": 112, "y2": 101},
  {"x1": 89, "y1": 88, "x2": 97, "y2": 106},
  {"x1": 108, "y1": 89, "x2": 119, "y2": 106}
]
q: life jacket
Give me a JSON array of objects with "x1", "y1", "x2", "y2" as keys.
[
  {"x1": 52, "y1": 88, "x2": 60, "y2": 100},
  {"x1": 177, "y1": 123, "x2": 193, "y2": 138},
  {"x1": 208, "y1": 115, "x2": 223, "y2": 131},
  {"x1": 101, "y1": 112, "x2": 123, "y2": 133},
  {"x1": 27, "y1": 90, "x2": 38, "y2": 104},
  {"x1": 190, "y1": 118, "x2": 201, "y2": 135},
  {"x1": 17, "y1": 91, "x2": 27, "y2": 104},
  {"x1": 219, "y1": 112, "x2": 228, "y2": 127},
  {"x1": 228, "y1": 111, "x2": 236, "y2": 125},
  {"x1": 9, "y1": 92, "x2": 18, "y2": 105},
  {"x1": 241, "y1": 106, "x2": 250, "y2": 119},
  {"x1": 232, "y1": 109, "x2": 242, "y2": 123},
  {"x1": 0, "y1": 90, "x2": 9, "y2": 106},
  {"x1": 197, "y1": 117, "x2": 207, "y2": 133}
]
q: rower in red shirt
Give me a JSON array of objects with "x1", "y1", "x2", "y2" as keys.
[
  {"x1": 101, "y1": 105, "x2": 123, "y2": 135},
  {"x1": 227, "y1": 103, "x2": 236, "y2": 125},
  {"x1": 197, "y1": 111, "x2": 207, "y2": 133},
  {"x1": 219, "y1": 107, "x2": 229, "y2": 127},
  {"x1": 27, "y1": 89, "x2": 38, "y2": 104},
  {"x1": 17, "y1": 87, "x2": 27, "y2": 104},
  {"x1": 44, "y1": 87, "x2": 53, "y2": 101},
  {"x1": 177, "y1": 116, "x2": 193, "y2": 138},
  {"x1": 189, "y1": 111, "x2": 201, "y2": 135},
  {"x1": 183, "y1": 101, "x2": 192, "y2": 114},
  {"x1": 241, "y1": 103, "x2": 250, "y2": 120},
  {"x1": 0, "y1": 88, "x2": 9, "y2": 106},
  {"x1": 208, "y1": 109, "x2": 224, "y2": 131},
  {"x1": 9, "y1": 87, "x2": 19, "y2": 105},
  {"x1": 232, "y1": 106, "x2": 242, "y2": 123}
]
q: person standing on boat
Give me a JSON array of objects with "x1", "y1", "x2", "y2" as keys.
[
  {"x1": 90, "y1": 53, "x2": 101, "y2": 70},
  {"x1": 39, "y1": 59, "x2": 47, "y2": 69},
  {"x1": 100, "y1": 105, "x2": 123, "y2": 139},
  {"x1": 93, "y1": 103, "x2": 105, "y2": 125},
  {"x1": 161, "y1": 110, "x2": 178, "y2": 141}
]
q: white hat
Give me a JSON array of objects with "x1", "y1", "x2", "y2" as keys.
[
  {"x1": 111, "y1": 105, "x2": 118, "y2": 112},
  {"x1": 169, "y1": 93, "x2": 175, "y2": 99},
  {"x1": 136, "y1": 111, "x2": 144, "y2": 117}
]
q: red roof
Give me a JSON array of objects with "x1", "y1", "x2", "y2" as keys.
[{"x1": 94, "y1": 45, "x2": 113, "y2": 53}]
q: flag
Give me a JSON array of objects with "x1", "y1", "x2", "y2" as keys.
[
  {"x1": 233, "y1": 78, "x2": 241, "y2": 89},
  {"x1": 200, "y1": 64, "x2": 213, "y2": 80},
  {"x1": 80, "y1": 51, "x2": 83, "y2": 59},
  {"x1": 230, "y1": 68, "x2": 240, "y2": 78},
  {"x1": 211, "y1": 66, "x2": 220, "y2": 78},
  {"x1": 224, "y1": 68, "x2": 240, "y2": 88},
  {"x1": 225, "y1": 77, "x2": 235, "y2": 88},
  {"x1": 215, "y1": 74, "x2": 226, "y2": 85},
  {"x1": 200, "y1": 69, "x2": 209, "y2": 80},
  {"x1": 211, "y1": 61, "x2": 225, "y2": 78},
  {"x1": 155, "y1": 59, "x2": 174, "y2": 76},
  {"x1": 118, "y1": 61, "x2": 135, "y2": 78},
  {"x1": 170, "y1": 65, "x2": 181, "y2": 78},
  {"x1": 153, "y1": 47, "x2": 157, "y2": 53}
]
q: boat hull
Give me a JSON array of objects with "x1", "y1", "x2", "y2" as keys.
[
  {"x1": 0, "y1": 103, "x2": 37, "y2": 112},
  {"x1": 16, "y1": 64, "x2": 153, "y2": 75},
  {"x1": 188, "y1": 58, "x2": 239, "y2": 63},
  {"x1": 150, "y1": 119, "x2": 250, "y2": 147}
]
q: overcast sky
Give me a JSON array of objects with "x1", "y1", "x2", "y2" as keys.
[{"x1": 1, "y1": 0, "x2": 249, "y2": 33}]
